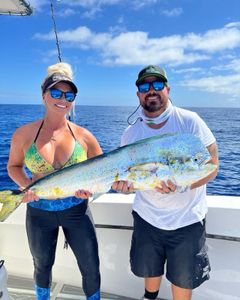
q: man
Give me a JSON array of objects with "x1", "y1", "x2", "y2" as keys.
[{"x1": 112, "y1": 65, "x2": 218, "y2": 300}]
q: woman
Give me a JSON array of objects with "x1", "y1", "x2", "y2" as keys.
[{"x1": 7, "y1": 62, "x2": 102, "y2": 300}]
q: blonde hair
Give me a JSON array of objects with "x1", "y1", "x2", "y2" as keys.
[{"x1": 47, "y1": 62, "x2": 74, "y2": 80}]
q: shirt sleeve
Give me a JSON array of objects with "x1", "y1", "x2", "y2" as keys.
[{"x1": 188, "y1": 112, "x2": 216, "y2": 147}]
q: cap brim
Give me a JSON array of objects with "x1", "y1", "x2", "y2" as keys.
[{"x1": 45, "y1": 80, "x2": 78, "y2": 94}]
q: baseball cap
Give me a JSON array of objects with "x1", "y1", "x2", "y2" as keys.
[
  {"x1": 136, "y1": 65, "x2": 168, "y2": 85},
  {"x1": 41, "y1": 73, "x2": 78, "y2": 94}
]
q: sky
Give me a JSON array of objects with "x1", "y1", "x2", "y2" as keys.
[{"x1": 0, "y1": 0, "x2": 240, "y2": 108}]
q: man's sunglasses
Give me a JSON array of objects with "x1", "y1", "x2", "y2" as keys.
[
  {"x1": 137, "y1": 81, "x2": 165, "y2": 93},
  {"x1": 49, "y1": 88, "x2": 76, "y2": 102}
]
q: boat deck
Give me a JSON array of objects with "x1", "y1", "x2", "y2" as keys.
[
  {"x1": 7, "y1": 274, "x2": 166, "y2": 300},
  {"x1": 7, "y1": 274, "x2": 136, "y2": 299}
]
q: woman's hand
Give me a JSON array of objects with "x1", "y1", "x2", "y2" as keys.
[
  {"x1": 75, "y1": 189, "x2": 92, "y2": 199},
  {"x1": 21, "y1": 189, "x2": 39, "y2": 203},
  {"x1": 112, "y1": 180, "x2": 134, "y2": 194}
]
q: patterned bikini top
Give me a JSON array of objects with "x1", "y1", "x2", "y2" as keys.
[{"x1": 24, "y1": 120, "x2": 87, "y2": 174}]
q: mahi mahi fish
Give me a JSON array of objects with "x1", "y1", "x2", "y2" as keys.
[{"x1": 0, "y1": 133, "x2": 216, "y2": 221}]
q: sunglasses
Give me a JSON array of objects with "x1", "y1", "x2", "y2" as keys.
[
  {"x1": 137, "y1": 81, "x2": 165, "y2": 93},
  {"x1": 49, "y1": 88, "x2": 76, "y2": 102}
]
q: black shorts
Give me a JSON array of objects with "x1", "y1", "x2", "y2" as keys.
[{"x1": 130, "y1": 211, "x2": 210, "y2": 289}]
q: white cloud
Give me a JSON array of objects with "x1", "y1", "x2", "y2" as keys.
[
  {"x1": 174, "y1": 67, "x2": 203, "y2": 74},
  {"x1": 58, "y1": 8, "x2": 77, "y2": 17},
  {"x1": 35, "y1": 22, "x2": 240, "y2": 68},
  {"x1": 33, "y1": 0, "x2": 161, "y2": 15},
  {"x1": 161, "y1": 8, "x2": 183, "y2": 17},
  {"x1": 210, "y1": 59, "x2": 240, "y2": 73},
  {"x1": 132, "y1": 0, "x2": 158, "y2": 9},
  {"x1": 225, "y1": 22, "x2": 240, "y2": 28},
  {"x1": 62, "y1": 0, "x2": 159, "y2": 9},
  {"x1": 60, "y1": 0, "x2": 122, "y2": 8},
  {"x1": 182, "y1": 74, "x2": 240, "y2": 98},
  {"x1": 186, "y1": 26, "x2": 240, "y2": 52}
]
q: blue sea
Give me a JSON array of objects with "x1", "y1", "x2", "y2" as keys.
[{"x1": 0, "y1": 104, "x2": 239, "y2": 196}]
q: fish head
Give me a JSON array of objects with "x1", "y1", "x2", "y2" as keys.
[
  {"x1": 191, "y1": 150, "x2": 211, "y2": 167},
  {"x1": 169, "y1": 136, "x2": 211, "y2": 168},
  {"x1": 172, "y1": 159, "x2": 217, "y2": 186}
]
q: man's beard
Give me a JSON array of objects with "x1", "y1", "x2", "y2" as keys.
[{"x1": 142, "y1": 94, "x2": 163, "y2": 113}]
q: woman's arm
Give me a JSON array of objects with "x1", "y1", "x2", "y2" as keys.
[
  {"x1": 7, "y1": 128, "x2": 32, "y2": 189},
  {"x1": 7, "y1": 127, "x2": 39, "y2": 202},
  {"x1": 80, "y1": 128, "x2": 103, "y2": 158}
]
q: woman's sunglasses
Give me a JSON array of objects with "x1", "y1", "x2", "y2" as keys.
[
  {"x1": 49, "y1": 88, "x2": 76, "y2": 102},
  {"x1": 137, "y1": 81, "x2": 165, "y2": 93}
]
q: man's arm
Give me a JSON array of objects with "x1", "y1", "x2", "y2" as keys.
[{"x1": 190, "y1": 142, "x2": 218, "y2": 190}]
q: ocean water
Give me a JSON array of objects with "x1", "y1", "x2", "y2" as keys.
[{"x1": 0, "y1": 104, "x2": 239, "y2": 196}]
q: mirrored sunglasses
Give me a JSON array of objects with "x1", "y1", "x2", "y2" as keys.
[
  {"x1": 49, "y1": 88, "x2": 76, "y2": 102},
  {"x1": 137, "y1": 81, "x2": 165, "y2": 93}
]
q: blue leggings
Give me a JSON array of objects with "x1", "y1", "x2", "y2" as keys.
[{"x1": 26, "y1": 202, "x2": 100, "y2": 297}]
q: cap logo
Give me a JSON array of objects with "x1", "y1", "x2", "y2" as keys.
[
  {"x1": 146, "y1": 66, "x2": 157, "y2": 73},
  {"x1": 52, "y1": 74, "x2": 69, "y2": 81}
]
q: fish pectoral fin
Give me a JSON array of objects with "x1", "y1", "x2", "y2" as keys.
[
  {"x1": 0, "y1": 190, "x2": 23, "y2": 222},
  {"x1": 127, "y1": 162, "x2": 164, "y2": 173},
  {"x1": 125, "y1": 163, "x2": 165, "y2": 182}
]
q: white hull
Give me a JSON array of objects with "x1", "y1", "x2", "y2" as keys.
[{"x1": 1, "y1": 195, "x2": 240, "y2": 299}]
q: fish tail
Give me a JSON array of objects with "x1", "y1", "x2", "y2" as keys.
[{"x1": 0, "y1": 190, "x2": 23, "y2": 222}]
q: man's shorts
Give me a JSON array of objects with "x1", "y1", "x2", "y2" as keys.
[{"x1": 130, "y1": 211, "x2": 211, "y2": 289}]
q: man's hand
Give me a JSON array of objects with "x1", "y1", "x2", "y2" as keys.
[
  {"x1": 112, "y1": 181, "x2": 134, "y2": 194},
  {"x1": 155, "y1": 180, "x2": 177, "y2": 194}
]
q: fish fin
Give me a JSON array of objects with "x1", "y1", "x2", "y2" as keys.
[
  {"x1": 0, "y1": 190, "x2": 23, "y2": 222},
  {"x1": 128, "y1": 162, "x2": 163, "y2": 172},
  {"x1": 126, "y1": 162, "x2": 167, "y2": 180}
]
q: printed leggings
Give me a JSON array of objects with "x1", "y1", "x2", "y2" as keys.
[{"x1": 26, "y1": 202, "x2": 100, "y2": 297}]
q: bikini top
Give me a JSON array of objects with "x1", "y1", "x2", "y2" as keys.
[{"x1": 24, "y1": 120, "x2": 87, "y2": 174}]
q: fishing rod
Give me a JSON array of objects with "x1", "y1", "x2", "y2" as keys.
[
  {"x1": 50, "y1": 0, "x2": 62, "y2": 62},
  {"x1": 49, "y1": 0, "x2": 75, "y2": 121}
]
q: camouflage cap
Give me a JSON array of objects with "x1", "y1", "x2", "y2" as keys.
[
  {"x1": 136, "y1": 65, "x2": 168, "y2": 85},
  {"x1": 41, "y1": 73, "x2": 78, "y2": 94}
]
